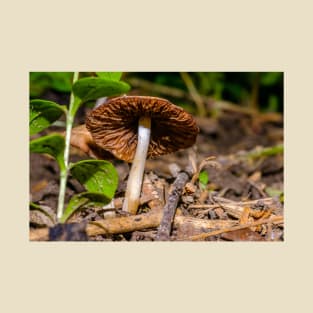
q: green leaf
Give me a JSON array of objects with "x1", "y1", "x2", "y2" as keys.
[
  {"x1": 30, "y1": 99, "x2": 66, "y2": 135},
  {"x1": 60, "y1": 192, "x2": 111, "y2": 223},
  {"x1": 96, "y1": 72, "x2": 123, "y2": 81},
  {"x1": 48, "y1": 72, "x2": 74, "y2": 92},
  {"x1": 30, "y1": 134, "x2": 65, "y2": 171},
  {"x1": 30, "y1": 72, "x2": 73, "y2": 97},
  {"x1": 199, "y1": 170, "x2": 209, "y2": 185},
  {"x1": 70, "y1": 159, "x2": 118, "y2": 198},
  {"x1": 199, "y1": 170, "x2": 209, "y2": 190},
  {"x1": 72, "y1": 77, "x2": 130, "y2": 102}
]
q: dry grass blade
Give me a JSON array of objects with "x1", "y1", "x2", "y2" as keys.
[{"x1": 189, "y1": 197, "x2": 275, "y2": 209}]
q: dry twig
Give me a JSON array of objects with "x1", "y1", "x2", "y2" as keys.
[
  {"x1": 29, "y1": 212, "x2": 238, "y2": 241},
  {"x1": 180, "y1": 216, "x2": 283, "y2": 241},
  {"x1": 189, "y1": 197, "x2": 278, "y2": 219},
  {"x1": 155, "y1": 169, "x2": 191, "y2": 240}
]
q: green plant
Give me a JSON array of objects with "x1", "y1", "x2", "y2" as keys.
[
  {"x1": 30, "y1": 72, "x2": 73, "y2": 97},
  {"x1": 198, "y1": 170, "x2": 209, "y2": 191},
  {"x1": 29, "y1": 72, "x2": 130, "y2": 222},
  {"x1": 126, "y1": 72, "x2": 284, "y2": 113}
]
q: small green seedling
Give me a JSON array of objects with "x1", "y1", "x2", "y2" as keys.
[
  {"x1": 29, "y1": 72, "x2": 130, "y2": 222},
  {"x1": 198, "y1": 170, "x2": 209, "y2": 191}
]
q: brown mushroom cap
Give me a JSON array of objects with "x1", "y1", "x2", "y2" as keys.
[{"x1": 85, "y1": 96, "x2": 199, "y2": 163}]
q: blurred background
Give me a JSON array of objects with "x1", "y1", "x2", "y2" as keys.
[{"x1": 29, "y1": 72, "x2": 284, "y2": 115}]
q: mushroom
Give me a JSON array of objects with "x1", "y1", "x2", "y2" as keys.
[{"x1": 85, "y1": 95, "x2": 199, "y2": 214}]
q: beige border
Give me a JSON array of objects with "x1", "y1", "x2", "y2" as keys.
[{"x1": 1, "y1": 1, "x2": 312, "y2": 312}]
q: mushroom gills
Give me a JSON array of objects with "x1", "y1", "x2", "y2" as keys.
[{"x1": 122, "y1": 116, "x2": 151, "y2": 214}]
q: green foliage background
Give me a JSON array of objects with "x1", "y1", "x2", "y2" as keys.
[{"x1": 30, "y1": 72, "x2": 283, "y2": 114}]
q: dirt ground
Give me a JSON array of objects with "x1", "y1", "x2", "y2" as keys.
[{"x1": 29, "y1": 94, "x2": 284, "y2": 241}]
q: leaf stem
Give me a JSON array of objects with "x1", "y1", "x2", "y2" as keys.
[{"x1": 57, "y1": 72, "x2": 80, "y2": 220}]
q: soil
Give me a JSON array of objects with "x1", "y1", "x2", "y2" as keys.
[{"x1": 29, "y1": 93, "x2": 284, "y2": 241}]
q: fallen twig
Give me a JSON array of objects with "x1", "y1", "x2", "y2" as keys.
[
  {"x1": 155, "y1": 170, "x2": 191, "y2": 241},
  {"x1": 180, "y1": 216, "x2": 284, "y2": 241},
  {"x1": 29, "y1": 212, "x2": 238, "y2": 241},
  {"x1": 189, "y1": 197, "x2": 276, "y2": 209},
  {"x1": 87, "y1": 211, "x2": 162, "y2": 236},
  {"x1": 88, "y1": 213, "x2": 238, "y2": 239},
  {"x1": 189, "y1": 197, "x2": 278, "y2": 219}
]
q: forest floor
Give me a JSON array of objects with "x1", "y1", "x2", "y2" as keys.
[{"x1": 29, "y1": 93, "x2": 284, "y2": 241}]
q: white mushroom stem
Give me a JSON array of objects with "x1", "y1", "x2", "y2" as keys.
[{"x1": 123, "y1": 116, "x2": 151, "y2": 214}]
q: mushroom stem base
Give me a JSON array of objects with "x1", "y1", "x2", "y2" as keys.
[{"x1": 123, "y1": 116, "x2": 151, "y2": 214}]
